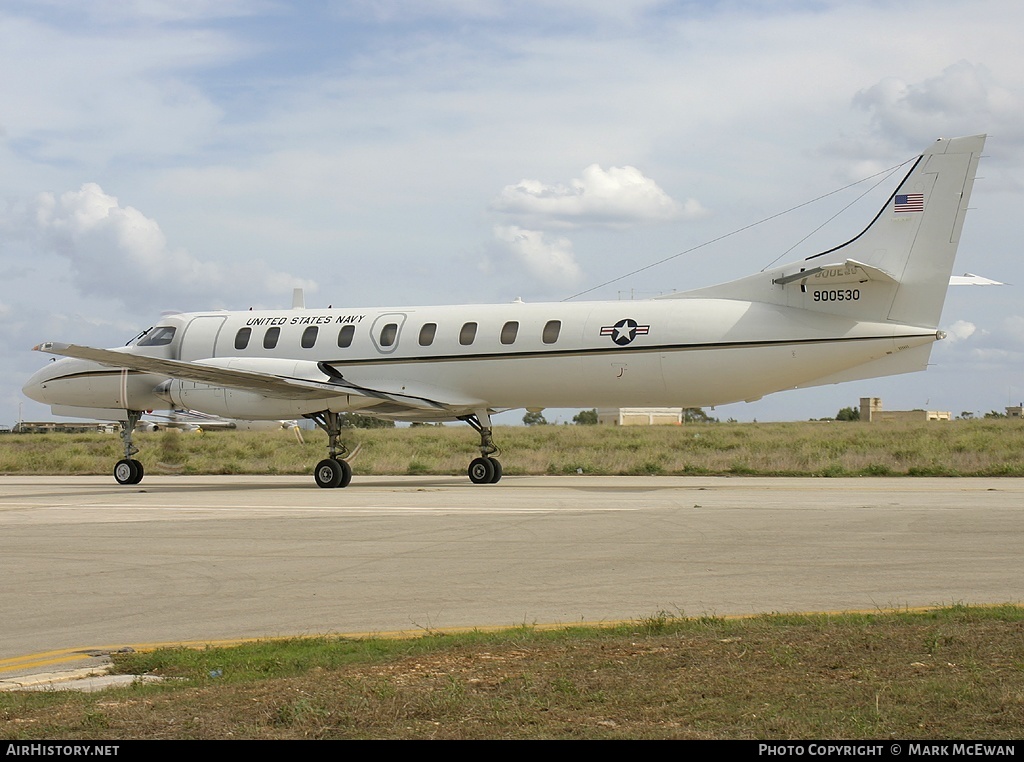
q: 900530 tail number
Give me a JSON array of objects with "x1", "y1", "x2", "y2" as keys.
[{"x1": 813, "y1": 289, "x2": 860, "y2": 302}]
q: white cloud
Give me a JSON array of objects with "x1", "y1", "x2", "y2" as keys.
[
  {"x1": 854, "y1": 61, "x2": 1024, "y2": 148},
  {"x1": 492, "y1": 164, "x2": 704, "y2": 228},
  {"x1": 2, "y1": 183, "x2": 314, "y2": 312},
  {"x1": 493, "y1": 225, "x2": 581, "y2": 285},
  {"x1": 944, "y1": 319, "x2": 977, "y2": 343}
]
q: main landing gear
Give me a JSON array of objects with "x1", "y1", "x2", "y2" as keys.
[
  {"x1": 306, "y1": 411, "x2": 353, "y2": 488},
  {"x1": 305, "y1": 410, "x2": 503, "y2": 488},
  {"x1": 114, "y1": 410, "x2": 145, "y2": 485},
  {"x1": 461, "y1": 412, "x2": 502, "y2": 484}
]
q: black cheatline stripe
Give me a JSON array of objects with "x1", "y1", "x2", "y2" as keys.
[
  {"x1": 41, "y1": 369, "x2": 142, "y2": 383},
  {"x1": 318, "y1": 332, "x2": 935, "y2": 368}
]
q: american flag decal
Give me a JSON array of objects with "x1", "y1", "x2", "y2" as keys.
[{"x1": 894, "y1": 193, "x2": 924, "y2": 213}]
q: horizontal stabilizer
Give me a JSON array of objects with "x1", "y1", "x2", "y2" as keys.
[{"x1": 949, "y1": 273, "x2": 1005, "y2": 286}]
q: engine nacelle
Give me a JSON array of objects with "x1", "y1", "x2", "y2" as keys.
[
  {"x1": 159, "y1": 379, "x2": 355, "y2": 420},
  {"x1": 23, "y1": 357, "x2": 167, "y2": 411}
]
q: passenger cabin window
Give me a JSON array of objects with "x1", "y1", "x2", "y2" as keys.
[
  {"x1": 338, "y1": 325, "x2": 355, "y2": 348},
  {"x1": 234, "y1": 327, "x2": 251, "y2": 350},
  {"x1": 500, "y1": 321, "x2": 519, "y2": 345},
  {"x1": 542, "y1": 320, "x2": 561, "y2": 344},
  {"x1": 459, "y1": 322, "x2": 478, "y2": 346},
  {"x1": 137, "y1": 326, "x2": 176, "y2": 346},
  {"x1": 419, "y1": 323, "x2": 437, "y2": 346},
  {"x1": 264, "y1": 327, "x2": 280, "y2": 349},
  {"x1": 380, "y1": 323, "x2": 398, "y2": 347},
  {"x1": 301, "y1": 326, "x2": 318, "y2": 349}
]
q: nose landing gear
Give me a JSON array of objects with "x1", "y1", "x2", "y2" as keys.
[{"x1": 114, "y1": 411, "x2": 145, "y2": 485}]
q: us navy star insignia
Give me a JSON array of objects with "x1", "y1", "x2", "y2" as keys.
[{"x1": 600, "y1": 318, "x2": 650, "y2": 346}]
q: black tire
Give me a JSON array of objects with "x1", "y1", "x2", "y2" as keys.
[
  {"x1": 130, "y1": 459, "x2": 144, "y2": 484},
  {"x1": 337, "y1": 458, "x2": 353, "y2": 488},
  {"x1": 468, "y1": 456, "x2": 496, "y2": 484},
  {"x1": 314, "y1": 458, "x2": 343, "y2": 488},
  {"x1": 488, "y1": 458, "x2": 502, "y2": 483},
  {"x1": 114, "y1": 459, "x2": 139, "y2": 485}
]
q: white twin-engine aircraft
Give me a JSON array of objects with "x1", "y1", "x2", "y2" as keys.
[{"x1": 24, "y1": 134, "x2": 987, "y2": 488}]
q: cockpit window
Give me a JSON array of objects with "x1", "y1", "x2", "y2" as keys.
[{"x1": 136, "y1": 326, "x2": 177, "y2": 346}]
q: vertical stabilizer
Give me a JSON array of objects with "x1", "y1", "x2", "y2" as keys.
[
  {"x1": 846, "y1": 134, "x2": 985, "y2": 326},
  {"x1": 674, "y1": 135, "x2": 986, "y2": 330}
]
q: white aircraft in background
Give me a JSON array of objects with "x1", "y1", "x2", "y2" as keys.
[{"x1": 24, "y1": 134, "x2": 987, "y2": 488}]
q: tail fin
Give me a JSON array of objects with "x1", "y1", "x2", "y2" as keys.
[{"x1": 675, "y1": 135, "x2": 986, "y2": 329}]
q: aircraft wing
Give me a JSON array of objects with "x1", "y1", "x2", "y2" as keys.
[{"x1": 33, "y1": 342, "x2": 457, "y2": 412}]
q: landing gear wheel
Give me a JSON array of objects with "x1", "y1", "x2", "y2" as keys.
[
  {"x1": 114, "y1": 458, "x2": 143, "y2": 485},
  {"x1": 315, "y1": 458, "x2": 352, "y2": 489},
  {"x1": 337, "y1": 458, "x2": 352, "y2": 488},
  {"x1": 469, "y1": 456, "x2": 497, "y2": 484},
  {"x1": 488, "y1": 458, "x2": 502, "y2": 483}
]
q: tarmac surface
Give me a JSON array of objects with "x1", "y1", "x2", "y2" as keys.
[{"x1": 1, "y1": 475, "x2": 1022, "y2": 688}]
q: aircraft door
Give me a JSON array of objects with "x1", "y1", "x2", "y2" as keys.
[
  {"x1": 180, "y1": 316, "x2": 227, "y2": 361},
  {"x1": 370, "y1": 313, "x2": 407, "y2": 354}
]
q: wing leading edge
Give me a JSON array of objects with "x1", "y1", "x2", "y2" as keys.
[{"x1": 32, "y1": 342, "x2": 462, "y2": 412}]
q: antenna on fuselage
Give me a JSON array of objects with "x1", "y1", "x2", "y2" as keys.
[{"x1": 292, "y1": 288, "x2": 305, "y2": 309}]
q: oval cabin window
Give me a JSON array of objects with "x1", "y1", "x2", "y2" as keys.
[
  {"x1": 338, "y1": 325, "x2": 355, "y2": 348},
  {"x1": 234, "y1": 327, "x2": 251, "y2": 350},
  {"x1": 500, "y1": 321, "x2": 519, "y2": 345},
  {"x1": 542, "y1": 320, "x2": 561, "y2": 344},
  {"x1": 419, "y1": 323, "x2": 437, "y2": 346}
]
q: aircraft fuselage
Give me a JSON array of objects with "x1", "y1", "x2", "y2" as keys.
[{"x1": 25, "y1": 297, "x2": 938, "y2": 421}]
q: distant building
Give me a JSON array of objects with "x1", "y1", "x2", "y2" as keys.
[
  {"x1": 859, "y1": 397, "x2": 950, "y2": 423},
  {"x1": 597, "y1": 408, "x2": 683, "y2": 426},
  {"x1": 1006, "y1": 405, "x2": 1023, "y2": 419}
]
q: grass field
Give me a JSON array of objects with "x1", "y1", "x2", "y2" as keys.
[
  {"x1": 2, "y1": 606, "x2": 1022, "y2": 740},
  {"x1": 2, "y1": 418, "x2": 1023, "y2": 477}
]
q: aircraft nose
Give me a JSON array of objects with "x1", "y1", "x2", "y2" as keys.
[{"x1": 22, "y1": 359, "x2": 61, "y2": 403}]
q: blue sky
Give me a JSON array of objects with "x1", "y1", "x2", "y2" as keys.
[{"x1": 3, "y1": 0, "x2": 1023, "y2": 426}]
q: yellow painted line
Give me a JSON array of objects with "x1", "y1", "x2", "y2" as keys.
[{"x1": 0, "y1": 652, "x2": 96, "y2": 672}]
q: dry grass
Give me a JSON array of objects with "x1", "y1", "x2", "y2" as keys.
[
  {"x1": 1, "y1": 419, "x2": 1023, "y2": 477},
  {"x1": 2, "y1": 606, "x2": 1022, "y2": 739}
]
